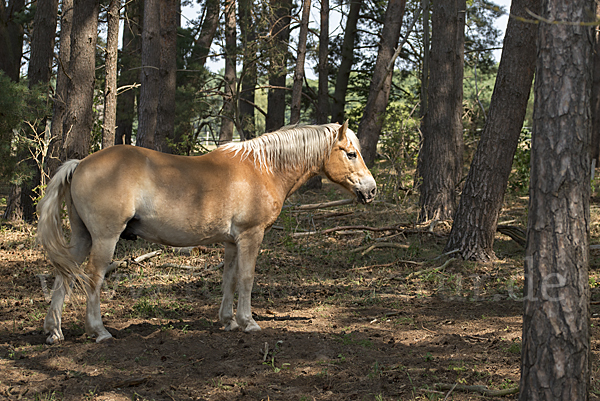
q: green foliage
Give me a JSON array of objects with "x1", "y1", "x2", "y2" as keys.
[
  {"x1": 0, "y1": 72, "x2": 51, "y2": 183},
  {"x1": 508, "y1": 128, "x2": 531, "y2": 194}
]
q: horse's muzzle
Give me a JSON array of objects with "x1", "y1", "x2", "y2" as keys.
[{"x1": 355, "y1": 182, "x2": 377, "y2": 204}]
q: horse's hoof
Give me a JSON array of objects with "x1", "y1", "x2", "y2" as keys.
[
  {"x1": 224, "y1": 320, "x2": 239, "y2": 331},
  {"x1": 243, "y1": 321, "x2": 262, "y2": 332},
  {"x1": 46, "y1": 332, "x2": 63, "y2": 345},
  {"x1": 95, "y1": 331, "x2": 113, "y2": 343}
]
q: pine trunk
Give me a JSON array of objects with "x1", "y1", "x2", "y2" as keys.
[
  {"x1": 416, "y1": 0, "x2": 465, "y2": 222},
  {"x1": 0, "y1": 0, "x2": 25, "y2": 82},
  {"x1": 289, "y1": 0, "x2": 311, "y2": 124},
  {"x1": 61, "y1": 0, "x2": 100, "y2": 160},
  {"x1": 444, "y1": 0, "x2": 539, "y2": 261},
  {"x1": 519, "y1": 0, "x2": 593, "y2": 399},
  {"x1": 192, "y1": 0, "x2": 219, "y2": 68},
  {"x1": 115, "y1": 0, "x2": 142, "y2": 146},
  {"x1": 218, "y1": 0, "x2": 236, "y2": 144},
  {"x1": 357, "y1": 0, "x2": 406, "y2": 165},
  {"x1": 102, "y1": 0, "x2": 120, "y2": 149},
  {"x1": 331, "y1": 0, "x2": 361, "y2": 124},
  {"x1": 239, "y1": 0, "x2": 257, "y2": 139},
  {"x1": 265, "y1": 0, "x2": 292, "y2": 132},
  {"x1": 47, "y1": 0, "x2": 73, "y2": 176},
  {"x1": 137, "y1": 0, "x2": 160, "y2": 149},
  {"x1": 155, "y1": 0, "x2": 177, "y2": 153}
]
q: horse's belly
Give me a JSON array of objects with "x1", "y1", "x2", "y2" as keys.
[{"x1": 126, "y1": 217, "x2": 233, "y2": 247}]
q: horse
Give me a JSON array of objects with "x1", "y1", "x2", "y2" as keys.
[{"x1": 36, "y1": 121, "x2": 377, "y2": 344}]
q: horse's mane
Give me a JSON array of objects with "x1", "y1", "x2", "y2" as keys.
[{"x1": 221, "y1": 123, "x2": 360, "y2": 173}]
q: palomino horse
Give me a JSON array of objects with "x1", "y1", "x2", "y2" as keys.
[{"x1": 37, "y1": 122, "x2": 376, "y2": 344}]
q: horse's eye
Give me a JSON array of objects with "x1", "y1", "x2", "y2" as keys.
[{"x1": 347, "y1": 151, "x2": 357, "y2": 160}]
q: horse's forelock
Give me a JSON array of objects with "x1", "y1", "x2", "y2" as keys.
[{"x1": 222, "y1": 123, "x2": 347, "y2": 173}]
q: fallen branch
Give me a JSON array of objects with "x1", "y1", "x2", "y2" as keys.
[
  {"x1": 352, "y1": 242, "x2": 408, "y2": 256},
  {"x1": 291, "y1": 225, "x2": 401, "y2": 238},
  {"x1": 107, "y1": 250, "x2": 163, "y2": 273},
  {"x1": 405, "y1": 258, "x2": 455, "y2": 280},
  {"x1": 434, "y1": 383, "x2": 519, "y2": 397},
  {"x1": 284, "y1": 198, "x2": 355, "y2": 211}
]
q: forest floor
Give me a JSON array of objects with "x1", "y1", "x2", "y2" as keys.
[{"x1": 2, "y1": 167, "x2": 600, "y2": 401}]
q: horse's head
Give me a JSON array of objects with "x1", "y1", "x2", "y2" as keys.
[{"x1": 322, "y1": 121, "x2": 377, "y2": 204}]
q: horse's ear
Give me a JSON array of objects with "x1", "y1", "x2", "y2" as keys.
[{"x1": 338, "y1": 120, "x2": 349, "y2": 141}]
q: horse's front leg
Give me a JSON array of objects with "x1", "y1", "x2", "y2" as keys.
[
  {"x1": 219, "y1": 242, "x2": 239, "y2": 331},
  {"x1": 235, "y1": 230, "x2": 264, "y2": 332}
]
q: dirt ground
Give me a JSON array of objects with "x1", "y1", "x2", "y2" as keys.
[{"x1": 1, "y1": 182, "x2": 600, "y2": 401}]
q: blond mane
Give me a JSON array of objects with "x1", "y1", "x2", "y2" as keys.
[{"x1": 221, "y1": 123, "x2": 360, "y2": 173}]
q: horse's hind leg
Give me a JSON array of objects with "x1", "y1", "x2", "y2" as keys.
[
  {"x1": 84, "y1": 237, "x2": 119, "y2": 342},
  {"x1": 44, "y1": 214, "x2": 91, "y2": 344},
  {"x1": 219, "y1": 242, "x2": 239, "y2": 331}
]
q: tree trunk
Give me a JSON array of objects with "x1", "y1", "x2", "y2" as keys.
[
  {"x1": 357, "y1": 0, "x2": 406, "y2": 165},
  {"x1": 3, "y1": 0, "x2": 58, "y2": 222},
  {"x1": 331, "y1": 0, "x2": 362, "y2": 124},
  {"x1": 218, "y1": 0, "x2": 236, "y2": 144},
  {"x1": 115, "y1": 0, "x2": 142, "y2": 146},
  {"x1": 192, "y1": 0, "x2": 219, "y2": 69},
  {"x1": 316, "y1": 0, "x2": 329, "y2": 125},
  {"x1": 102, "y1": 0, "x2": 120, "y2": 149},
  {"x1": 591, "y1": 3, "x2": 600, "y2": 165},
  {"x1": 416, "y1": 0, "x2": 465, "y2": 222},
  {"x1": 444, "y1": 0, "x2": 539, "y2": 261},
  {"x1": 239, "y1": 0, "x2": 257, "y2": 139},
  {"x1": 47, "y1": 0, "x2": 73, "y2": 176},
  {"x1": 519, "y1": 0, "x2": 593, "y2": 399},
  {"x1": 265, "y1": 0, "x2": 292, "y2": 132},
  {"x1": 61, "y1": 0, "x2": 100, "y2": 160},
  {"x1": 289, "y1": 0, "x2": 310, "y2": 124},
  {"x1": 137, "y1": 0, "x2": 160, "y2": 149},
  {"x1": 420, "y1": 0, "x2": 429, "y2": 119},
  {"x1": 0, "y1": 0, "x2": 25, "y2": 82},
  {"x1": 155, "y1": 0, "x2": 177, "y2": 153}
]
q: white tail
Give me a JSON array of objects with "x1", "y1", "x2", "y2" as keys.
[{"x1": 37, "y1": 160, "x2": 82, "y2": 284}]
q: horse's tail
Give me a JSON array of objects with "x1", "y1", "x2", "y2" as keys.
[{"x1": 37, "y1": 160, "x2": 83, "y2": 285}]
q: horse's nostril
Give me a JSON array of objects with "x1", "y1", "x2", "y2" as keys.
[{"x1": 370, "y1": 187, "x2": 377, "y2": 197}]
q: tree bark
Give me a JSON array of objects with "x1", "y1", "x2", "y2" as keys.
[
  {"x1": 61, "y1": 0, "x2": 100, "y2": 160},
  {"x1": 289, "y1": 0, "x2": 311, "y2": 124},
  {"x1": 416, "y1": 0, "x2": 465, "y2": 222},
  {"x1": 3, "y1": 0, "x2": 58, "y2": 222},
  {"x1": 102, "y1": 0, "x2": 120, "y2": 149},
  {"x1": 420, "y1": 0, "x2": 429, "y2": 119},
  {"x1": 137, "y1": 0, "x2": 160, "y2": 149},
  {"x1": 239, "y1": 0, "x2": 257, "y2": 139},
  {"x1": 192, "y1": 0, "x2": 219, "y2": 69},
  {"x1": 265, "y1": 0, "x2": 292, "y2": 132},
  {"x1": 331, "y1": 0, "x2": 362, "y2": 124},
  {"x1": 519, "y1": 0, "x2": 593, "y2": 399},
  {"x1": 47, "y1": 0, "x2": 73, "y2": 176},
  {"x1": 357, "y1": 0, "x2": 406, "y2": 165},
  {"x1": 444, "y1": 0, "x2": 539, "y2": 261},
  {"x1": 0, "y1": 0, "x2": 25, "y2": 82},
  {"x1": 115, "y1": 0, "x2": 142, "y2": 146},
  {"x1": 590, "y1": 3, "x2": 600, "y2": 165},
  {"x1": 316, "y1": 0, "x2": 329, "y2": 124},
  {"x1": 218, "y1": 0, "x2": 236, "y2": 145},
  {"x1": 155, "y1": 0, "x2": 177, "y2": 153}
]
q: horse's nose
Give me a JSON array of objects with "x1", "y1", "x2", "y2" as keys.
[{"x1": 370, "y1": 186, "x2": 377, "y2": 198}]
